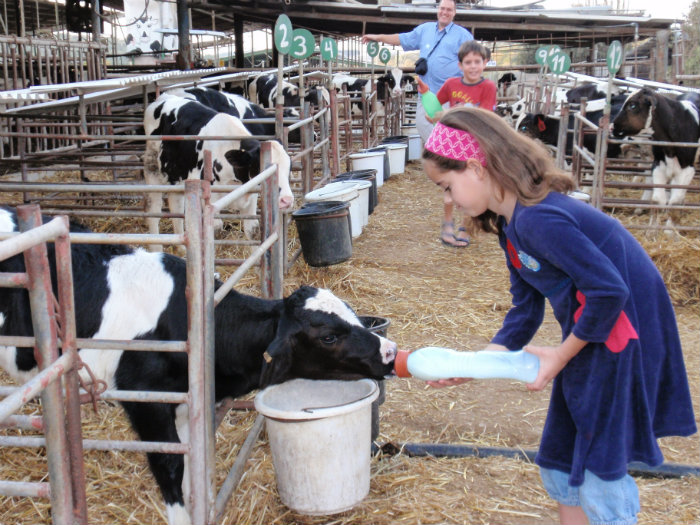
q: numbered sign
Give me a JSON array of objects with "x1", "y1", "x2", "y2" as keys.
[
  {"x1": 548, "y1": 52, "x2": 571, "y2": 75},
  {"x1": 320, "y1": 37, "x2": 337, "y2": 61},
  {"x1": 289, "y1": 28, "x2": 315, "y2": 60},
  {"x1": 274, "y1": 14, "x2": 293, "y2": 55},
  {"x1": 537, "y1": 45, "x2": 563, "y2": 66},
  {"x1": 607, "y1": 40, "x2": 623, "y2": 75},
  {"x1": 367, "y1": 41, "x2": 379, "y2": 58},
  {"x1": 378, "y1": 47, "x2": 391, "y2": 65}
]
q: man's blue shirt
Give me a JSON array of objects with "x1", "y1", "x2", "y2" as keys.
[{"x1": 399, "y1": 21, "x2": 473, "y2": 92}]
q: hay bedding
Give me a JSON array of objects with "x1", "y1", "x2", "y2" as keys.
[{"x1": 0, "y1": 163, "x2": 698, "y2": 524}]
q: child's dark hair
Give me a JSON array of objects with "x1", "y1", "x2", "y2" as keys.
[
  {"x1": 422, "y1": 107, "x2": 575, "y2": 235},
  {"x1": 458, "y1": 41, "x2": 489, "y2": 62}
]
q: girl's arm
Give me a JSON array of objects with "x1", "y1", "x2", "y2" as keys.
[{"x1": 524, "y1": 333, "x2": 588, "y2": 391}]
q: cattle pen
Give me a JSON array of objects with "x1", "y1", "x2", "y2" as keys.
[{"x1": 1, "y1": 0, "x2": 699, "y2": 523}]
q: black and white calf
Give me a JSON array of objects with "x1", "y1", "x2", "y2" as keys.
[
  {"x1": 143, "y1": 93, "x2": 293, "y2": 246},
  {"x1": 516, "y1": 93, "x2": 628, "y2": 158},
  {"x1": 248, "y1": 72, "x2": 330, "y2": 115},
  {"x1": 331, "y1": 68, "x2": 412, "y2": 116},
  {"x1": 166, "y1": 86, "x2": 303, "y2": 143},
  {"x1": 611, "y1": 88, "x2": 700, "y2": 228},
  {"x1": 0, "y1": 206, "x2": 397, "y2": 525}
]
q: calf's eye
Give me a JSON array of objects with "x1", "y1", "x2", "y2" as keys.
[{"x1": 320, "y1": 335, "x2": 338, "y2": 345}]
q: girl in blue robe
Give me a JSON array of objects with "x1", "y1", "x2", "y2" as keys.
[{"x1": 421, "y1": 107, "x2": 696, "y2": 525}]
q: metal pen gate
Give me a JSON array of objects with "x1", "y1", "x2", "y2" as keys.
[{"x1": 0, "y1": 146, "x2": 285, "y2": 524}]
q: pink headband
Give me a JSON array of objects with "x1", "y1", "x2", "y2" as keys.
[{"x1": 424, "y1": 121, "x2": 487, "y2": 166}]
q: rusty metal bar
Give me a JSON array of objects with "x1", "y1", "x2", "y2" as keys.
[
  {"x1": 17, "y1": 205, "x2": 74, "y2": 524},
  {"x1": 0, "y1": 352, "x2": 75, "y2": 423},
  {"x1": 52, "y1": 217, "x2": 88, "y2": 524},
  {"x1": 184, "y1": 179, "x2": 209, "y2": 525}
]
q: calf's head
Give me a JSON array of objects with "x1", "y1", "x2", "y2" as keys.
[
  {"x1": 260, "y1": 286, "x2": 397, "y2": 388},
  {"x1": 611, "y1": 89, "x2": 654, "y2": 138}
]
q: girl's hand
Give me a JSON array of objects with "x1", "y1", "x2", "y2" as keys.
[
  {"x1": 426, "y1": 377, "x2": 473, "y2": 389},
  {"x1": 523, "y1": 344, "x2": 571, "y2": 391}
]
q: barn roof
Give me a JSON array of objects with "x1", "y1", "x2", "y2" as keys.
[
  {"x1": 190, "y1": 0, "x2": 678, "y2": 45},
  {"x1": 3, "y1": 0, "x2": 678, "y2": 46}
]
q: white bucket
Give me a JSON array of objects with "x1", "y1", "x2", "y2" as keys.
[
  {"x1": 349, "y1": 150, "x2": 385, "y2": 187},
  {"x1": 384, "y1": 143, "x2": 408, "y2": 175},
  {"x1": 407, "y1": 134, "x2": 422, "y2": 161},
  {"x1": 305, "y1": 182, "x2": 362, "y2": 237},
  {"x1": 255, "y1": 379, "x2": 379, "y2": 515},
  {"x1": 401, "y1": 122, "x2": 418, "y2": 136},
  {"x1": 334, "y1": 179, "x2": 372, "y2": 227}
]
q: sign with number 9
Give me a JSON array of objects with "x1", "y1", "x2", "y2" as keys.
[
  {"x1": 367, "y1": 41, "x2": 379, "y2": 58},
  {"x1": 378, "y1": 47, "x2": 391, "y2": 65},
  {"x1": 535, "y1": 46, "x2": 549, "y2": 65},
  {"x1": 274, "y1": 15, "x2": 292, "y2": 55},
  {"x1": 289, "y1": 28, "x2": 315, "y2": 60},
  {"x1": 607, "y1": 40, "x2": 623, "y2": 75}
]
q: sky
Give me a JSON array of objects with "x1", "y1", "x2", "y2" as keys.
[{"x1": 535, "y1": 0, "x2": 692, "y2": 20}]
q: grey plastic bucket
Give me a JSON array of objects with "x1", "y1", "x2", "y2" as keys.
[
  {"x1": 292, "y1": 201, "x2": 352, "y2": 266},
  {"x1": 362, "y1": 146, "x2": 391, "y2": 183},
  {"x1": 336, "y1": 169, "x2": 378, "y2": 215},
  {"x1": 359, "y1": 315, "x2": 391, "y2": 442},
  {"x1": 382, "y1": 135, "x2": 410, "y2": 163},
  {"x1": 254, "y1": 378, "x2": 379, "y2": 515}
]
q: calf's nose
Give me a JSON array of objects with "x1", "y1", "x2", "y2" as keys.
[{"x1": 279, "y1": 194, "x2": 294, "y2": 210}]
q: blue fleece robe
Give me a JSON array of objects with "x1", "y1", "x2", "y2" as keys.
[{"x1": 492, "y1": 192, "x2": 696, "y2": 486}]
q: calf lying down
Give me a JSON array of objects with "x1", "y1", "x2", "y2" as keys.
[{"x1": 0, "y1": 206, "x2": 397, "y2": 525}]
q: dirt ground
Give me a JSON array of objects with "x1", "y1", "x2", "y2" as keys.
[
  {"x1": 0, "y1": 160, "x2": 698, "y2": 524},
  {"x1": 274, "y1": 161, "x2": 700, "y2": 525}
]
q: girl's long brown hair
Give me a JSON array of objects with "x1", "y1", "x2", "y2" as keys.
[{"x1": 422, "y1": 107, "x2": 575, "y2": 234}]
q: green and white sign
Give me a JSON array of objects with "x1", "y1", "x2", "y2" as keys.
[
  {"x1": 535, "y1": 45, "x2": 563, "y2": 66},
  {"x1": 606, "y1": 40, "x2": 623, "y2": 75},
  {"x1": 320, "y1": 37, "x2": 337, "y2": 61},
  {"x1": 274, "y1": 14, "x2": 293, "y2": 54},
  {"x1": 378, "y1": 47, "x2": 391, "y2": 65},
  {"x1": 367, "y1": 41, "x2": 379, "y2": 58},
  {"x1": 548, "y1": 52, "x2": 571, "y2": 75},
  {"x1": 289, "y1": 28, "x2": 315, "y2": 60}
]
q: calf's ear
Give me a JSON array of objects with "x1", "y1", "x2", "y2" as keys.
[
  {"x1": 536, "y1": 115, "x2": 547, "y2": 132},
  {"x1": 259, "y1": 315, "x2": 300, "y2": 388}
]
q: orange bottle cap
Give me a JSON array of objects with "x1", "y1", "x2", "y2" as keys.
[{"x1": 394, "y1": 349, "x2": 412, "y2": 378}]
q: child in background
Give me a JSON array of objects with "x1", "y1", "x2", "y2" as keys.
[
  {"x1": 431, "y1": 41, "x2": 497, "y2": 248},
  {"x1": 421, "y1": 107, "x2": 696, "y2": 525}
]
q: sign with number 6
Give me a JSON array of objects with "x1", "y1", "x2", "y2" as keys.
[{"x1": 378, "y1": 47, "x2": 391, "y2": 65}]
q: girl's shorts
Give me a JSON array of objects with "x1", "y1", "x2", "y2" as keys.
[{"x1": 540, "y1": 467, "x2": 640, "y2": 525}]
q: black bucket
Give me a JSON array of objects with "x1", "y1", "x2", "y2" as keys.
[
  {"x1": 363, "y1": 146, "x2": 391, "y2": 182},
  {"x1": 292, "y1": 201, "x2": 352, "y2": 267},
  {"x1": 335, "y1": 169, "x2": 378, "y2": 215},
  {"x1": 382, "y1": 135, "x2": 409, "y2": 163},
  {"x1": 360, "y1": 315, "x2": 391, "y2": 443}
]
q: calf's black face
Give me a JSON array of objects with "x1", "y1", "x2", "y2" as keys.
[
  {"x1": 260, "y1": 287, "x2": 396, "y2": 387},
  {"x1": 612, "y1": 90, "x2": 653, "y2": 138}
]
